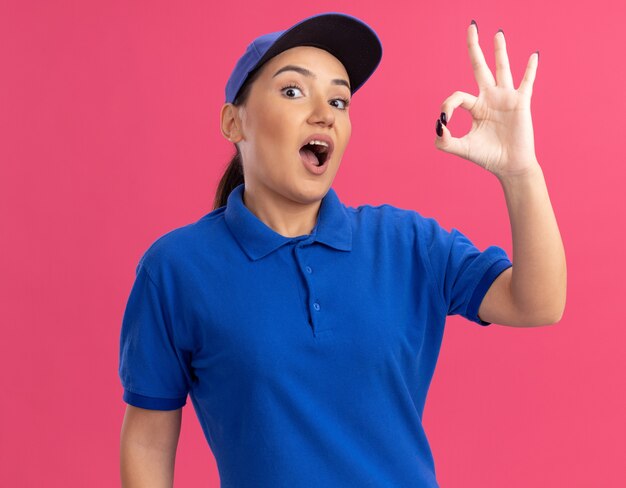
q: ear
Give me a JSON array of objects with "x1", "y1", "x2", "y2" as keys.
[{"x1": 220, "y1": 103, "x2": 243, "y2": 143}]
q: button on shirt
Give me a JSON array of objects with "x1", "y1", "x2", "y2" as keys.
[{"x1": 119, "y1": 183, "x2": 512, "y2": 487}]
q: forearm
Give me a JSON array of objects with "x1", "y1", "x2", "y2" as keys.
[{"x1": 498, "y1": 163, "x2": 567, "y2": 323}]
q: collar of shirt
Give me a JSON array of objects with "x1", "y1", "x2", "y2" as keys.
[{"x1": 224, "y1": 183, "x2": 352, "y2": 261}]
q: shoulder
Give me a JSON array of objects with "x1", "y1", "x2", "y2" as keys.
[
  {"x1": 137, "y1": 207, "x2": 227, "y2": 276},
  {"x1": 342, "y1": 200, "x2": 441, "y2": 240}
]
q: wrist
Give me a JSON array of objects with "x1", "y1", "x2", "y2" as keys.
[{"x1": 496, "y1": 161, "x2": 543, "y2": 185}]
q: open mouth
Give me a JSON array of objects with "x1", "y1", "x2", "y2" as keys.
[{"x1": 299, "y1": 140, "x2": 331, "y2": 166}]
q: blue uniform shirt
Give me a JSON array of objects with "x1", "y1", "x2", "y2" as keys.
[{"x1": 119, "y1": 183, "x2": 512, "y2": 487}]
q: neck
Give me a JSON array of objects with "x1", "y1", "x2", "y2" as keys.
[{"x1": 242, "y1": 184, "x2": 322, "y2": 238}]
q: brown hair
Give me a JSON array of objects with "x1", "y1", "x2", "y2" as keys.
[{"x1": 212, "y1": 66, "x2": 264, "y2": 210}]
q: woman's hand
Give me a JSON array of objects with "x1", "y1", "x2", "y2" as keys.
[{"x1": 435, "y1": 21, "x2": 540, "y2": 179}]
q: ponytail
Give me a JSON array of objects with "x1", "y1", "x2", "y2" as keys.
[
  {"x1": 213, "y1": 65, "x2": 263, "y2": 210},
  {"x1": 212, "y1": 146, "x2": 244, "y2": 210}
]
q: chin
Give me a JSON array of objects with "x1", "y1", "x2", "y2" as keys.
[{"x1": 288, "y1": 179, "x2": 332, "y2": 204}]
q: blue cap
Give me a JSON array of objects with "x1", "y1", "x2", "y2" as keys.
[{"x1": 224, "y1": 12, "x2": 383, "y2": 104}]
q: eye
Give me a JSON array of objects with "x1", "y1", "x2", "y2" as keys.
[
  {"x1": 281, "y1": 84, "x2": 304, "y2": 98},
  {"x1": 331, "y1": 98, "x2": 350, "y2": 110},
  {"x1": 281, "y1": 83, "x2": 350, "y2": 110}
]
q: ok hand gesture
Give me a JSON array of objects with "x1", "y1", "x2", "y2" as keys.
[{"x1": 435, "y1": 21, "x2": 540, "y2": 179}]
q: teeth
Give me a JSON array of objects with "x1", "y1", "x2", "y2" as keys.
[{"x1": 306, "y1": 140, "x2": 329, "y2": 148}]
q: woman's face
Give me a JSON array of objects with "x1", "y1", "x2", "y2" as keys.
[{"x1": 227, "y1": 46, "x2": 352, "y2": 205}]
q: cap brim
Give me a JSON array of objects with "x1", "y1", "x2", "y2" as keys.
[{"x1": 253, "y1": 12, "x2": 382, "y2": 96}]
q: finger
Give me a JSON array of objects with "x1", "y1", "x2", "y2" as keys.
[
  {"x1": 434, "y1": 115, "x2": 469, "y2": 160},
  {"x1": 518, "y1": 51, "x2": 539, "y2": 95},
  {"x1": 436, "y1": 91, "x2": 479, "y2": 159},
  {"x1": 467, "y1": 22, "x2": 496, "y2": 90},
  {"x1": 494, "y1": 30, "x2": 514, "y2": 89},
  {"x1": 439, "y1": 90, "x2": 479, "y2": 126}
]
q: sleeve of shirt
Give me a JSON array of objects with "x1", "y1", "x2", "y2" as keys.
[
  {"x1": 118, "y1": 258, "x2": 191, "y2": 410},
  {"x1": 419, "y1": 215, "x2": 513, "y2": 326}
]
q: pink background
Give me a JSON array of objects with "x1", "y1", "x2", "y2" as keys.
[{"x1": 1, "y1": 0, "x2": 624, "y2": 486}]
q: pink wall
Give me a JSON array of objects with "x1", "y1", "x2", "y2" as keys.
[{"x1": 1, "y1": 0, "x2": 624, "y2": 486}]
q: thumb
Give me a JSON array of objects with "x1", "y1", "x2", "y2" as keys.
[{"x1": 434, "y1": 117, "x2": 466, "y2": 158}]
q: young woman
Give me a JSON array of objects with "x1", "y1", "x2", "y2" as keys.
[{"x1": 119, "y1": 12, "x2": 565, "y2": 487}]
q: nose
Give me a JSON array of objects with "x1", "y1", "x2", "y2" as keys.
[{"x1": 307, "y1": 92, "x2": 335, "y2": 127}]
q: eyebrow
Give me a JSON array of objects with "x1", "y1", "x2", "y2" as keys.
[{"x1": 272, "y1": 65, "x2": 351, "y2": 91}]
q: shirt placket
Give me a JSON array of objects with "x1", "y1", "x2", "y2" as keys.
[{"x1": 292, "y1": 235, "x2": 329, "y2": 337}]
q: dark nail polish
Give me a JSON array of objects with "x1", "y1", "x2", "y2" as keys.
[
  {"x1": 471, "y1": 19, "x2": 478, "y2": 34},
  {"x1": 535, "y1": 50, "x2": 540, "y2": 60},
  {"x1": 436, "y1": 119, "x2": 443, "y2": 137},
  {"x1": 440, "y1": 112, "x2": 447, "y2": 126},
  {"x1": 497, "y1": 28, "x2": 504, "y2": 36}
]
